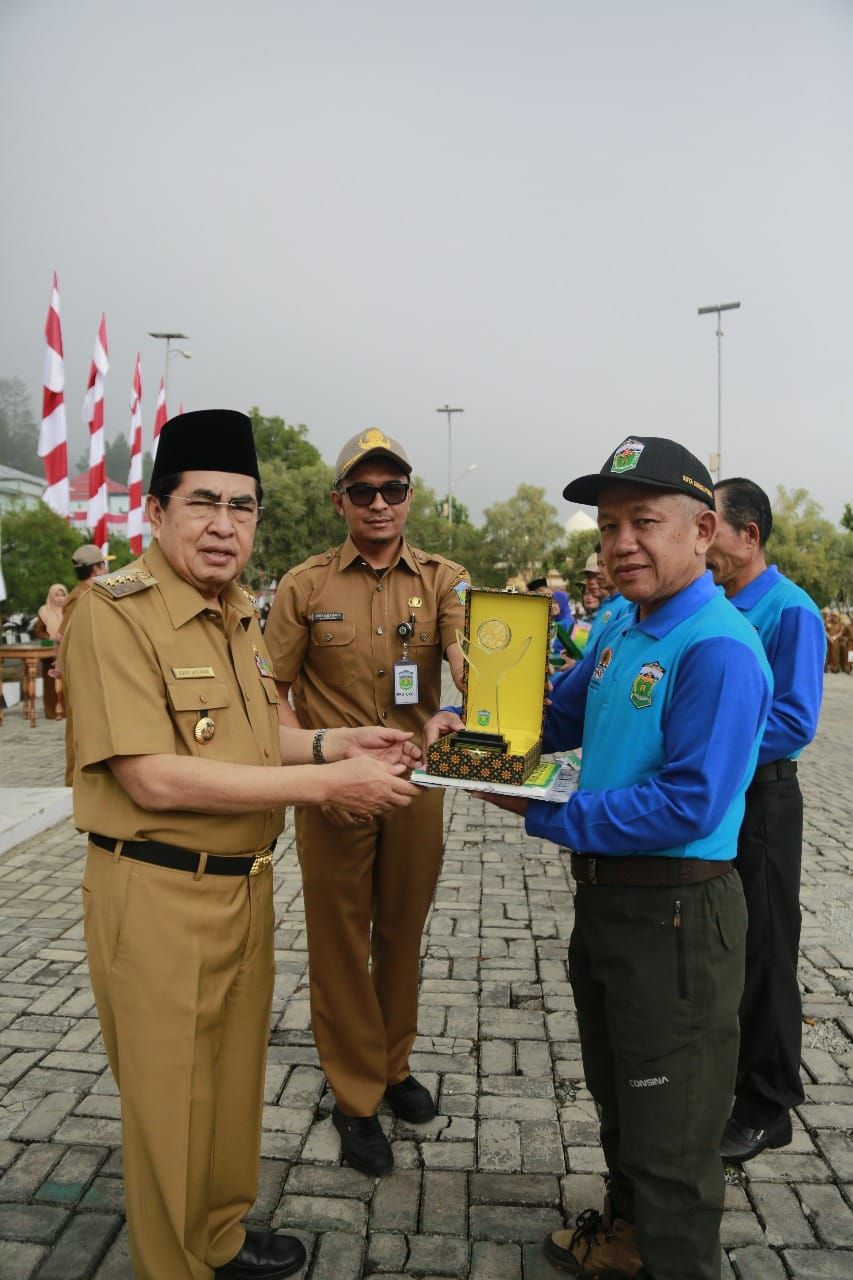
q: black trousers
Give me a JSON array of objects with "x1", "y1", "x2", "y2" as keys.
[
  {"x1": 569, "y1": 871, "x2": 747, "y2": 1280},
  {"x1": 733, "y1": 770, "x2": 805, "y2": 1126}
]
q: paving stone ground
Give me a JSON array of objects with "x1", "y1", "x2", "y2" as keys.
[{"x1": 0, "y1": 678, "x2": 851, "y2": 1278}]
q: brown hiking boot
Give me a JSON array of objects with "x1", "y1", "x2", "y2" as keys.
[{"x1": 544, "y1": 1202, "x2": 642, "y2": 1277}]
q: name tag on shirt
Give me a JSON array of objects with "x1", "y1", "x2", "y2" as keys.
[
  {"x1": 172, "y1": 666, "x2": 216, "y2": 679},
  {"x1": 393, "y1": 662, "x2": 419, "y2": 705}
]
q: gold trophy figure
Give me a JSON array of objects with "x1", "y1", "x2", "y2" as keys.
[{"x1": 455, "y1": 619, "x2": 532, "y2": 754}]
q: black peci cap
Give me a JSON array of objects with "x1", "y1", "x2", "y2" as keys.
[
  {"x1": 149, "y1": 410, "x2": 260, "y2": 487},
  {"x1": 563, "y1": 436, "x2": 715, "y2": 508}
]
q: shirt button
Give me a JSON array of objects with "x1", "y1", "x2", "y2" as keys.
[
  {"x1": 199, "y1": 695, "x2": 207, "y2": 704},
  {"x1": 381, "y1": 710, "x2": 388, "y2": 719},
  {"x1": 324, "y1": 632, "x2": 333, "y2": 641},
  {"x1": 376, "y1": 626, "x2": 383, "y2": 635},
  {"x1": 376, "y1": 584, "x2": 383, "y2": 592},
  {"x1": 263, "y1": 748, "x2": 270, "y2": 758},
  {"x1": 378, "y1": 669, "x2": 387, "y2": 677}
]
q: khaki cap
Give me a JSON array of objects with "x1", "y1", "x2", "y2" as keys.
[
  {"x1": 334, "y1": 429, "x2": 412, "y2": 485},
  {"x1": 581, "y1": 553, "x2": 600, "y2": 575},
  {"x1": 72, "y1": 544, "x2": 114, "y2": 567}
]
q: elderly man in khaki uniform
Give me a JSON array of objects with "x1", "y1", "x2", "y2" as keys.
[
  {"x1": 265, "y1": 429, "x2": 467, "y2": 1176},
  {"x1": 61, "y1": 411, "x2": 421, "y2": 1280}
]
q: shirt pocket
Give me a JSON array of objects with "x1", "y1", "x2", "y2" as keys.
[
  {"x1": 409, "y1": 614, "x2": 439, "y2": 648},
  {"x1": 309, "y1": 621, "x2": 357, "y2": 688},
  {"x1": 166, "y1": 680, "x2": 232, "y2": 752}
]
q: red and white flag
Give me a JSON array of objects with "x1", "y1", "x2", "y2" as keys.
[
  {"x1": 127, "y1": 354, "x2": 143, "y2": 555},
  {"x1": 152, "y1": 377, "x2": 168, "y2": 459},
  {"x1": 38, "y1": 273, "x2": 70, "y2": 516},
  {"x1": 82, "y1": 314, "x2": 110, "y2": 554}
]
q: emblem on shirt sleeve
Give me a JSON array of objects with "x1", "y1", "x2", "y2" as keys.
[
  {"x1": 453, "y1": 579, "x2": 471, "y2": 603},
  {"x1": 253, "y1": 646, "x2": 275, "y2": 678},
  {"x1": 611, "y1": 438, "x2": 645, "y2": 474},
  {"x1": 630, "y1": 660, "x2": 665, "y2": 709},
  {"x1": 592, "y1": 647, "x2": 613, "y2": 683}
]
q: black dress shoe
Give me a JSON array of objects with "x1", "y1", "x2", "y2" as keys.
[
  {"x1": 214, "y1": 1228, "x2": 305, "y2": 1279},
  {"x1": 332, "y1": 1105, "x2": 394, "y2": 1176},
  {"x1": 720, "y1": 1112, "x2": 793, "y2": 1163},
  {"x1": 385, "y1": 1074, "x2": 437, "y2": 1123}
]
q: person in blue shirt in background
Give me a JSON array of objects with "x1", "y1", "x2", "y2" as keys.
[
  {"x1": 426, "y1": 436, "x2": 772, "y2": 1280},
  {"x1": 708, "y1": 477, "x2": 824, "y2": 1164},
  {"x1": 586, "y1": 541, "x2": 633, "y2": 649}
]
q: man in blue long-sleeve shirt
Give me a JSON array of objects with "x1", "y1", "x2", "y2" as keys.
[
  {"x1": 427, "y1": 437, "x2": 772, "y2": 1280},
  {"x1": 708, "y1": 477, "x2": 824, "y2": 1163}
]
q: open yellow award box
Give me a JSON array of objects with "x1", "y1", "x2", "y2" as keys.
[{"x1": 425, "y1": 586, "x2": 551, "y2": 786}]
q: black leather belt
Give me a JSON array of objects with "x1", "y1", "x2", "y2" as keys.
[
  {"x1": 752, "y1": 759, "x2": 798, "y2": 784},
  {"x1": 571, "y1": 853, "x2": 733, "y2": 888},
  {"x1": 89, "y1": 833, "x2": 275, "y2": 877}
]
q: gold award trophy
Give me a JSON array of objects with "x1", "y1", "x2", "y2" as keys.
[{"x1": 454, "y1": 619, "x2": 532, "y2": 756}]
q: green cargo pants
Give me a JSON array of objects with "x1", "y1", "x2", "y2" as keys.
[{"x1": 569, "y1": 868, "x2": 747, "y2": 1280}]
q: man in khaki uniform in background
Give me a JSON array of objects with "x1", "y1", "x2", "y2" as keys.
[
  {"x1": 61, "y1": 410, "x2": 420, "y2": 1280},
  {"x1": 59, "y1": 544, "x2": 111, "y2": 784},
  {"x1": 265, "y1": 429, "x2": 467, "y2": 1176}
]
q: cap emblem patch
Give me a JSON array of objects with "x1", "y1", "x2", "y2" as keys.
[
  {"x1": 359, "y1": 428, "x2": 391, "y2": 452},
  {"x1": 611, "y1": 438, "x2": 645, "y2": 474},
  {"x1": 630, "y1": 660, "x2": 665, "y2": 709}
]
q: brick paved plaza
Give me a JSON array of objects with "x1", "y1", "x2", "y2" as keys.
[{"x1": 0, "y1": 679, "x2": 851, "y2": 1279}]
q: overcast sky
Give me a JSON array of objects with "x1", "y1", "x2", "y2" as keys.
[{"x1": 1, "y1": 0, "x2": 851, "y2": 526}]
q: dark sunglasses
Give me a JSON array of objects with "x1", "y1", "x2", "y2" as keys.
[{"x1": 340, "y1": 481, "x2": 410, "y2": 507}]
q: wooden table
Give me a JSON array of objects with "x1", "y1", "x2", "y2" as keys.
[{"x1": 0, "y1": 643, "x2": 64, "y2": 728}]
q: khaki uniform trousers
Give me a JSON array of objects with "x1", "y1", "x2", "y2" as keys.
[
  {"x1": 295, "y1": 786, "x2": 444, "y2": 1116},
  {"x1": 82, "y1": 845, "x2": 274, "y2": 1280}
]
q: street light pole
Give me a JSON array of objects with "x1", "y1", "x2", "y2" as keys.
[
  {"x1": 436, "y1": 405, "x2": 464, "y2": 546},
  {"x1": 697, "y1": 302, "x2": 740, "y2": 481},
  {"x1": 148, "y1": 331, "x2": 191, "y2": 401}
]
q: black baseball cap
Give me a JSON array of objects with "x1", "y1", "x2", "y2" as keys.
[{"x1": 563, "y1": 436, "x2": 715, "y2": 509}]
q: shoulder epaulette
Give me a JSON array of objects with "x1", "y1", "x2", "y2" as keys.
[
  {"x1": 93, "y1": 568, "x2": 157, "y2": 600},
  {"x1": 289, "y1": 548, "x2": 337, "y2": 576},
  {"x1": 409, "y1": 546, "x2": 468, "y2": 576}
]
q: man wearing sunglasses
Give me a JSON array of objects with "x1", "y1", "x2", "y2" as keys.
[{"x1": 265, "y1": 428, "x2": 469, "y2": 1176}]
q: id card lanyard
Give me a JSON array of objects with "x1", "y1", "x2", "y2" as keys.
[{"x1": 393, "y1": 616, "x2": 419, "y2": 705}]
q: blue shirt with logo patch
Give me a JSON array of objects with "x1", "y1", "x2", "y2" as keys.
[
  {"x1": 585, "y1": 591, "x2": 634, "y2": 651},
  {"x1": 525, "y1": 572, "x2": 772, "y2": 859},
  {"x1": 727, "y1": 564, "x2": 823, "y2": 765}
]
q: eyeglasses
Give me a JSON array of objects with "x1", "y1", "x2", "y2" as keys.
[
  {"x1": 173, "y1": 496, "x2": 264, "y2": 524},
  {"x1": 340, "y1": 481, "x2": 410, "y2": 507}
]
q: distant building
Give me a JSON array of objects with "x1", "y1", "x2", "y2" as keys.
[
  {"x1": 68, "y1": 474, "x2": 150, "y2": 543},
  {"x1": 565, "y1": 508, "x2": 597, "y2": 536},
  {"x1": 0, "y1": 464, "x2": 45, "y2": 513}
]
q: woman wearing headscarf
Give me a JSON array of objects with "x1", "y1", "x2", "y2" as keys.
[{"x1": 33, "y1": 582, "x2": 68, "y2": 718}]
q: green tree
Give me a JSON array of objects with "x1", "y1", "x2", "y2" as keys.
[
  {"x1": 250, "y1": 459, "x2": 341, "y2": 584},
  {"x1": 249, "y1": 408, "x2": 322, "y2": 469},
  {"x1": 841, "y1": 503, "x2": 853, "y2": 534},
  {"x1": 480, "y1": 484, "x2": 565, "y2": 581},
  {"x1": 768, "y1": 487, "x2": 852, "y2": 606},
  {"x1": 0, "y1": 377, "x2": 40, "y2": 476},
  {"x1": 107, "y1": 532, "x2": 134, "y2": 570},
  {"x1": 0, "y1": 503, "x2": 83, "y2": 614},
  {"x1": 404, "y1": 478, "x2": 500, "y2": 585}
]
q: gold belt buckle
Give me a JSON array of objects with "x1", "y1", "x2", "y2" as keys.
[{"x1": 249, "y1": 850, "x2": 274, "y2": 876}]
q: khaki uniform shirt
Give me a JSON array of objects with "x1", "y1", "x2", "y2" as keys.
[
  {"x1": 60, "y1": 539, "x2": 283, "y2": 854},
  {"x1": 61, "y1": 579, "x2": 94, "y2": 635},
  {"x1": 265, "y1": 535, "x2": 468, "y2": 733}
]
